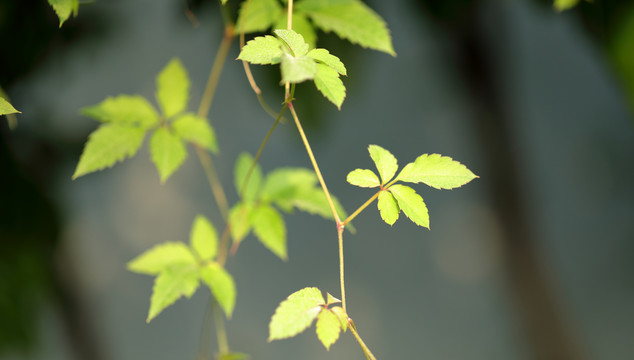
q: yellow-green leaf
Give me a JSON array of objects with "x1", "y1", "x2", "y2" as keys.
[
  {"x1": 368, "y1": 144, "x2": 398, "y2": 184},
  {"x1": 252, "y1": 204, "x2": 287, "y2": 260},
  {"x1": 156, "y1": 58, "x2": 190, "y2": 118},
  {"x1": 190, "y1": 215, "x2": 218, "y2": 261},
  {"x1": 346, "y1": 169, "x2": 380, "y2": 188},
  {"x1": 315, "y1": 309, "x2": 342, "y2": 350},
  {"x1": 307, "y1": 48, "x2": 346, "y2": 75},
  {"x1": 147, "y1": 264, "x2": 199, "y2": 322},
  {"x1": 554, "y1": 0, "x2": 580, "y2": 11},
  {"x1": 81, "y1": 95, "x2": 159, "y2": 129},
  {"x1": 128, "y1": 242, "x2": 197, "y2": 275},
  {"x1": 397, "y1": 153, "x2": 477, "y2": 190},
  {"x1": 234, "y1": 152, "x2": 263, "y2": 202},
  {"x1": 377, "y1": 190, "x2": 399, "y2": 226},
  {"x1": 48, "y1": 0, "x2": 79, "y2": 27},
  {"x1": 274, "y1": 29, "x2": 310, "y2": 57},
  {"x1": 150, "y1": 127, "x2": 187, "y2": 183},
  {"x1": 274, "y1": 12, "x2": 317, "y2": 49},
  {"x1": 389, "y1": 184, "x2": 429, "y2": 229},
  {"x1": 200, "y1": 263, "x2": 237, "y2": 318},
  {"x1": 172, "y1": 113, "x2": 218, "y2": 153},
  {"x1": 238, "y1": 35, "x2": 283, "y2": 65},
  {"x1": 73, "y1": 124, "x2": 145, "y2": 179},
  {"x1": 236, "y1": 0, "x2": 283, "y2": 34},
  {"x1": 313, "y1": 63, "x2": 346, "y2": 109},
  {"x1": 0, "y1": 97, "x2": 20, "y2": 116},
  {"x1": 269, "y1": 287, "x2": 325, "y2": 341}
]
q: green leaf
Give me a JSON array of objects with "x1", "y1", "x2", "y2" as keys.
[
  {"x1": 150, "y1": 127, "x2": 188, "y2": 183},
  {"x1": 234, "y1": 152, "x2": 263, "y2": 202},
  {"x1": 315, "y1": 309, "x2": 342, "y2": 350},
  {"x1": 229, "y1": 203, "x2": 255, "y2": 243},
  {"x1": 238, "y1": 35, "x2": 283, "y2": 65},
  {"x1": 397, "y1": 153, "x2": 477, "y2": 190},
  {"x1": 368, "y1": 144, "x2": 398, "y2": 184},
  {"x1": 377, "y1": 190, "x2": 399, "y2": 226},
  {"x1": 236, "y1": 0, "x2": 283, "y2": 34},
  {"x1": 346, "y1": 169, "x2": 380, "y2": 188},
  {"x1": 274, "y1": 29, "x2": 310, "y2": 57},
  {"x1": 200, "y1": 263, "x2": 237, "y2": 318},
  {"x1": 147, "y1": 264, "x2": 200, "y2": 322},
  {"x1": 389, "y1": 184, "x2": 429, "y2": 229},
  {"x1": 313, "y1": 63, "x2": 346, "y2": 109},
  {"x1": 269, "y1": 287, "x2": 325, "y2": 341},
  {"x1": 280, "y1": 54, "x2": 318, "y2": 84},
  {"x1": 252, "y1": 204, "x2": 287, "y2": 260},
  {"x1": 274, "y1": 12, "x2": 317, "y2": 49},
  {"x1": 554, "y1": 0, "x2": 580, "y2": 11},
  {"x1": 128, "y1": 242, "x2": 198, "y2": 275},
  {"x1": 156, "y1": 58, "x2": 190, "y2": 118},
  {"x1": 307, "y1": 48, "x2": 346, "y2": 75},
  {"x1": 325, "y1": 293, "x2": 340, "y2": 306},
  {"x1": 297, "y1": 0, "x2": 395, "y2": 56},
  {"x1": 73, "y1": 124, "x2": 145, "y2": 179},
  {"x1": 290, "y1": 187, "x2": 349, "y2": 226},
  {"x1": 172, "y1": 113, "x2": 218, "y2": 153},
  {"x1": 330, "y1": 306, "x2": 348, "y2": 332},
  {"x1": 0, "y1": 97, "x2": 20, "y2": 115},
  {"x1": 261, "y1": 167, "x2": 318, "y2": 208},
  {"x1": 190, "y1": 215, "x2": 218, "y2": 261},
  {"x1": 48, "y1": 0, "x2": 79, "y2": 27},
  {"x1": 81, "y1": 95, "x2": 159, "y2": 129}
]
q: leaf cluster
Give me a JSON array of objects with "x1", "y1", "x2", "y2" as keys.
[
  {"x1": 269, "y1": 287, "x2": 348, "y2": 350},
  {"x1": 237, "y1": 0, "x2": 395, "y2": 56},
  {"x1": 239, "y1": 29, "x2": 347, "y2": 108},
  {"x1": 73, "y1": 58, "x2": 218, "y2": 183},
  {"x1": 128, "y1": 215, "x2": 236, "y2": 322},
  {"x1": 347, "y1": 145, "x2": 477, "y2": 228},
  {"x1": 229, "y1": 152, "x2": 350, "y2": 260}
]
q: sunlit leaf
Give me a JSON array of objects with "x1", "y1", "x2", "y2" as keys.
[
  {"x1": 0, "y1": 97, "x2": 20, "y2": 116},
  {"x1": 237, "y1": 0, "x2": 283, "y2": 34},
  {"x1": 377, "y1": 190, "x2": 399, "y2": 226},
  {"x1": 316, "y1": 309, "x2": 342, "y2": 350},
  {"x1": 150, "y1": 127, "x2": 187, "y2": 183},
  {"x1": 234, "y1": 152, "x2": 263, "y2": 202},
  {"x1": 81, "y1": 95, "x2": 159, "y2": 129},
  {"x1": 156, "y1": 58, "x2": 190, "y2": 118},
  {"x1": 307, "y1": 48, "x2": 346, "y2": 75},
  {"x1": 330, "y1": 306, "x2": 348, "y2": 332},
  {"x1": 346, "y1": 169, "x2": 380, "y2": 188},
  {"x1": 325, "y1": 293, "x2": 341, "y2": 306},
  {"x1": 229, "y1": 203, "x2": 255, "y2": 243},
  {"x1": 252, "y1": 204, "x2": 287, "y2": 260},
  {"x1": 313, "y1": 63, "x2": 346, "y2": 109},
  {"x1": 274, "y1": 12, "x2": 317, "y2": 49},
  {"x1": 172, "y1": 113, "x2": 218, "y2": 153},
  {"x1": 368, "y1": 144, "x2": 398, "y2": 185},
  {"x1": 397, "y1": 153, "x2": 477, "y2": 190},
  {"x1": 200, "y1": 263, "x2": 237, "y2": 318},
  {"x1": 389, "y1": 184, "x2": 429, "y2": 229},
  {"x1": 261, "y1": 167, "x2": 318, "y2": 208},
  {"x1": 73, "y1": 124, "x2": 145, "y2": 179},
  {"x1": 48, "y1": 0, "x2": 78, "y2": 27},
  {"x1": 274, "y1": 29, "x2": 310, "y2": 57},
  {"x1": 280, "y1": 53, "x2": 317, "y2": 84},
  {"x1": 190, "y1": 215, "x2": 218, "y2": 261},
  {"x1": 297, "y1": 0, "x2": 395, "y2": 56},
  {"x1": 238, "y1": 35, "x2": 283, "y2": 65},
  {"x1": 269, "y1": 287, "x2": 324, "y2": 341},
  {"x1": 127, "y1": 242, "x2": 197, "y2": 275},
  {"x1": 147, "y1": 264, "x2": 199, "y2": 322}
]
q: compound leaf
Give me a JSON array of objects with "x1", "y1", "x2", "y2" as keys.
[
  {"x1": 0, "y1": 97, "x2": 20, "y2": 115},
  {"x1": 172, "y1": 113, "x2": 218, "y2": 153},
  {"x1": 234, "y1": 152, "x2": 263, "y2": 203},
  {"x1": 269, "y1": 287, "x2": 325, "y2": 341},
  {"x1": 252, "y1": 204, "x2": 287, "y2": 260},
  {"x1": 346, "y1": 169, "x2": 380, "y2": 188},
  {"x1": 237, "y1": 0, "x2": 283, "y2": 34},
  {"x1": 368, "y1": 144, "x2": 397, "y2": 185},
  {"x1": 377, "y1": 190, "x2": 399, "y2": 226},
  {"x1": 156, "y1": 58, "x2": 190, "y2": 118},
  {"x1": 313, "y1": 63, "x2": 346, "y2": 109},
  {"x1": 238, "y1": 35, "x2": 283, "y2": 65},
  {"x1": 307, "y1": 48, "x2": 346, "y2": 75},
  {"x1": 297, "y1": 0, "x2": 395, "y2": 56},
  {"x1": 316, "y1": 309, "x2": 342, "y2": 350},
  {"x1": 147, "y1": 264, "x2": 199, "y2": 322},
  {"x1": 274, "y1": 29, "x2": 310, "y2": 57},
  {"x1": 274, "y1": 12, "x2": 317, "y2": 49},
  {"x1": 190, "y1": 215, "x2": 218, "y2": 261},
  {"x1": 397, "y1": 153, "x2": 477, "y2": 190},
  {"x1": 48, "y1": 0, "x2": 78, "y2": 27},
  {"x1": 128, "y1": 242, "x2": 197, "y2": 275},
  {"x1": 150, "y1": 127, "x2": 187, "y2": 183},
  {"x1": 81, "y1": 95, "x2": 159, "y2": 129},
  {"x1": 389, "y1": 184, "x2": 429, "y2": 229},
  {"x1": 73, "y1": 124, "x2": 145, "y2": 179},
  {"x1": 200, "y1": 263, "x2": 237, "y2": 318},
  {"x1": 280, "y1": 53, "x2": 317, "y2": 83}
]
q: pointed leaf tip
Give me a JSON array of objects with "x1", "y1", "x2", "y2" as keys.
[{"x1": 269, "y1": 287, "x2": 325, "y2": 341}]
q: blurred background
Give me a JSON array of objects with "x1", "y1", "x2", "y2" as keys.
[{"x1": 1, "y1": 0, "x2": 633, "y2": 359}]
